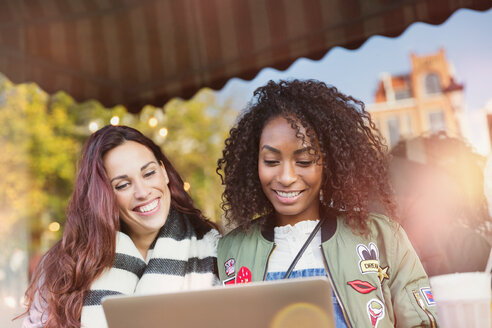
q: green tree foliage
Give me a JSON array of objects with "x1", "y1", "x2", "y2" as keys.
[
  {"x1": 162, "y1": 89, "x2": 236, "y2": 222},
  {"x1": 0, "y1": 75, "x2": 81, "y2": 254}
]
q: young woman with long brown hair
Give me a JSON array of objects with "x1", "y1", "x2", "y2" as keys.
[{"x1": 20, "y1": 125, "x2": 219, "y2": 328}]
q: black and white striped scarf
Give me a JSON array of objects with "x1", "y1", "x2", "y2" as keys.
[{"x1": 81, "y1": 208, "x2": 220, "y2": 328}]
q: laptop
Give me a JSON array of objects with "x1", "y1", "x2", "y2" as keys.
[{"x1": 102, "y1": 277, "x2": 335, "y2": 328}]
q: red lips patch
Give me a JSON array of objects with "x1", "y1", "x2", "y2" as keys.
[{"x1": 347, "y1": 280, "x2": 377, "y2": 294}]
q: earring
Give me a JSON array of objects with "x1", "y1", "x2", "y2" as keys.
[{"x1": 319, "y1": 190, "x2": 324, "y2": 203}]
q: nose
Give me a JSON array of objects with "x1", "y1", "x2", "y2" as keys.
[
  {"x1": 278, "y1": 162, "x2": 297, "y2": 186},
  {"x1": 133, "y1": 178, "x2": 151, "y2": 199}
]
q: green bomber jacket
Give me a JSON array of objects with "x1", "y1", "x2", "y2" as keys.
[{"x1": 217, "y1": 212, "x2": 439, "y2": 328}]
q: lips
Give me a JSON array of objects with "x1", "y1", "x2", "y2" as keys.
[
  {"x1": 274, "y1": 190, "x2": 303, "y2": 204},
  {"x1": 275, "y1": 190, "x2": 301, "y2": 198},
  {"x1": 347, "y1": 280, "x2": 377, "y2": 294},
  {"x1": 133, "y1": 198, "x2": 159, "y2": 214}
]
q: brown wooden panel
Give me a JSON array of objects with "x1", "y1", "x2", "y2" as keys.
[{"x1": 0, "y1": 0, "x2": 490, "y2": 112}]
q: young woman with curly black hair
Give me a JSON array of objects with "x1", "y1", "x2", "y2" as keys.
[{"x1": 216, "y1": 80, "x2": 438, "y2": 327}]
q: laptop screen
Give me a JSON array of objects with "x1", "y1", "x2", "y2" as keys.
[{"x1": 102, "y1": 277, "x2": 335, "y2": 328}]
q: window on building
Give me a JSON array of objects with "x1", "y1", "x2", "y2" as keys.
[
  {"x1": 394, "y1": 88, "x2": 412, "y2": 100},
  {"x1": 429, "y1": 110, "x2": 447, "y2": 132},
  {"x1": 387, "y1": 116, "x2": 400, "y2": 147},
  {"x1": 424, "y1": 73, "x2": 441, "y2": 95}
]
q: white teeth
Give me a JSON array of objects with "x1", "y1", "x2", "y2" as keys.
[
  {"x1": 135, "y1": 199, "x2": 158, "y2": 213},
  {"x1": 276, "y1": 191, "x2": 301, "y2": 198}
]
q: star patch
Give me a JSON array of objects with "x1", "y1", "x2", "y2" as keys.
[{"x1": 377, "y1": 266, "x2": 389, "y2": 284}]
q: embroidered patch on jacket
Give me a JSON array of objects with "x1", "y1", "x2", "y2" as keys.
[
  {"x1": 420, "y1": 287, "x2": 436, "y2": 306},
  {"x1": 224, "y1": 258, "x2": 235, "y2": 276},
  {"x1": 377, "y1": 266, "x2": 389, "y2": 284},
  {"x1": 356, "y1": 242, "x2": 380, "y2": 274},
  {"x1": 236, "y1": 266, "x2": 252, "y2": 284},
  {"x1": 347, "y1": 280, "x2": 377, "y2": 294},
  {"x1": 223, "y1": 276, "x2": 236, "y2": 286},
  {"x1": 367, "y1": 298, "x2": 385, "y2": 328}
]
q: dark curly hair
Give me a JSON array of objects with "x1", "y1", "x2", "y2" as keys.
[{"x1": 217, "y1": 79, "x2": 396, "y2": 235}]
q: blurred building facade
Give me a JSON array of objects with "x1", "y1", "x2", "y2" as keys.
[
  {"x1": 484, "y1": 99, "x2": 492, "y2": 149},
  {"x1": 367, "y1": 49, "x2": 467, "y2": 147}
]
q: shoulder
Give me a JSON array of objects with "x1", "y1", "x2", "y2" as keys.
[
  {"x1": 336, "y1": 212, "x2": 401, "y2": 242},
  {"x1": 368, "y1": 212, "x2": 412, "y2": 249},
  {"x1": 363, "y1": 213, "x2": 422, "y2": 271},
  {"x1": 219, "y1": 220, "x2": 262, "y2": 249},
  {"x1": 217, "y1": 218, "x2": 276, "y2": 261},
  {"x1": 366, "y1": 212, "x2": 402, "y2": 240},
  {"x1": 175, "y1": 209, "x2": 219, "y2": 240},
  {"x1": 336, "y1": 212, "x2": 412, "y2": 263},
  {"x1": 174, "y1": 211, "x2": 221, "y2": 253}
]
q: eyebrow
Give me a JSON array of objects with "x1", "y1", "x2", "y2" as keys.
[
  {"x1": 261, "y1": 145, "x2": 312, "y2": 155},
  {"x1": 261, "y1": 145, "x2": 280, "y2": 153},
  {"x1": 110, "y1": 161, "x2": 157, "y2": 183}
]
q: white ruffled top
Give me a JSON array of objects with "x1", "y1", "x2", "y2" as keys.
[{"x1": 267, "y1": 219, "x2": 324, "y2": 273}]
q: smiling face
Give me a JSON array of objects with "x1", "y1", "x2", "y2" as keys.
[
  {"x1": 103, "y1": 140, "x2": 171, "y2": 244},
  {"x1": 258, "y1": 116, "x2": 323, "y2": 226}
]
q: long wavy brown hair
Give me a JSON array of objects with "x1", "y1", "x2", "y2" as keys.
[
  {"x1": 217, "y1": 79, "x2": 396, "y2": 234},
  {"x1": 21, "y1": 125, "x2": 215, "y2": 327}
]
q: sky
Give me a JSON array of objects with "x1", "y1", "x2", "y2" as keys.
[{"x1": 217, "y1": 8, "x2": 492, "y2": 154}]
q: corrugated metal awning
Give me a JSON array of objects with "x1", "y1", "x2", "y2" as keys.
[{"x1": 0, "y1": 0, "x2": 491, "y2": 112}]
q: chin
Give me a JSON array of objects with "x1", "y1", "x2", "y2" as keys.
[{"x1": 275, "y1": 209, "x2": 302, "y2": 217}]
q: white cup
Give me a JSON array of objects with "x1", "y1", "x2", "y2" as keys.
[{"x1": 429, "y1": 272, "x2": 491, "y2": 328}]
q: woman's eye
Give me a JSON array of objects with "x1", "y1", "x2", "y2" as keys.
[
  {"x1": 144, "y1": 170, "x2": 156, "y2": 178},
  {"x1": 263, "y1": 160, "x2": 279, "y2": 166},
  {"x1": 297, "y1": 160, "x2": 313, "y2": 166},
  {"x1": 115, "y1": 183, "x2": 129, "y2": 190}
]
